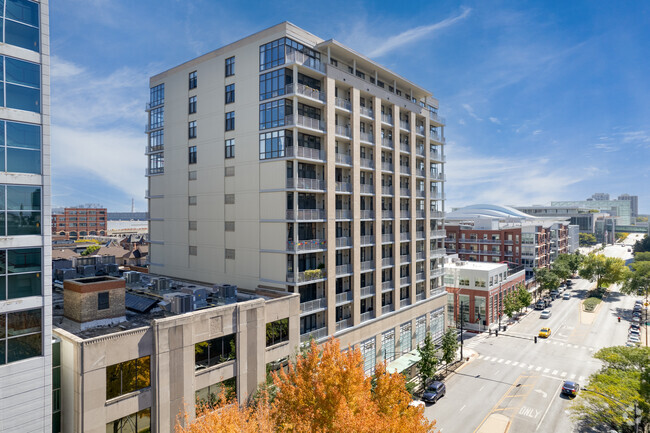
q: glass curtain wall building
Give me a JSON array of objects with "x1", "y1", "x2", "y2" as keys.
[{"x1": 0, "y1": 1, "x2": 51, "y2": 432}]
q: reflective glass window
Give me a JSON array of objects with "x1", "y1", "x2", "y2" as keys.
[
  {"x1": 259, "y1": 129, "x2": 291, "y2": 160},
  {"x1": 6, "y1": 0, "x2": 40, "y2": 27},
  {"x1": 259, "y1": 99, "x2": 292, "y2": 130},
  {"x1": 5, "y1": 20, "x2": 38, "y2": 52},
  {"x1": 195, "y1": 334, "x2": 236, "y2": 370},
  {"x1": 1, "y1": 308, "x2": 42, "y2": 365},
  {"x1": 105, "y1": 355, "x2": 151, "y2": 400},
  {"x1": 149, "y1": 83, "x2": 164, "y2": 107}
]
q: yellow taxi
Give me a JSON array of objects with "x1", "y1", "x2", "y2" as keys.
[{"x1": 539, "y1": 327, "x2": 551, "y2": 338}]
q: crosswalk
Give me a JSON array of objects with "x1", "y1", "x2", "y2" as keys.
[
  {"x1": 463, "y1": 335, "x2": 596, "y2": 352},
  {"x1": 476, "y1": 354, "x2": 587, "y2": 383}
]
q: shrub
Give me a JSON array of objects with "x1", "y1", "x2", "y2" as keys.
[{"x1": 583, "y1": 297, "x2": 602, "y2": 312}]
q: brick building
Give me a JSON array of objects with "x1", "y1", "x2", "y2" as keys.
[{"x1": 52, "y1": 207, "x2": 107, "y2": 240}]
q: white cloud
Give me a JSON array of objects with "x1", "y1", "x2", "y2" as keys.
[
  {"x1": 532, "y1": 129, "x2": 542, "y2": 135},
  {"x1": 367, "y1": 8, "x2": 472, "y2": 57},
  {"x1": 462, "y1": 103, "x2": 482, "y2": 121},
  {"x1": 458, "y1": 119, "x2": 466, "y2": 125},
  {"x1": 51, "y1": 55, "x2": 85, "y2": 79},
  {"x1": 489, "y1": 117, "x2": 501, "y2": 124}
]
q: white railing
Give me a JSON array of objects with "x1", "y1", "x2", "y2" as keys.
[
  {"x1": 336, "y1": 237, "x2": 352, "y2": 248},
  {"x1": 359, "y1": 184, "x2": 374, "y2": 194},
  {"x1": 360, "y1": 311, "x2": 375, "y2": 322},
  {"x1": 336, "y1": 317, "x2": 353, "y2": 332},
  {"x1": 287, "y1": 239, "x2": 326, "y2": 252},
  {"x1": 359, "y1": 210, "x2": 375, "y2": 219},
  {"x1": 360, "y1": 285, "x2": 375, "y2": 297},
  {"x1": 360, "y1": 106, "x2": 374, "y2": 118},
  {"x1": 335, "y1": 97, "x2": 352, "y2": 111},
  {"x1": 400, "y1": 210, "x2": 411, "y2": 219},
  {"x1": 416, "y1": 251, "x2": 425, "y2": 260},
  {"x1": 400, "y1": 142, "x2": 410, "y2": 153},
  {"x1": 415, "y1": 169, "x2": 426, "y2": 178},
  {"x1": 429, "y1": 111, "x2": 446, "y2": 125},
  {"x1": 416, "y1": 272, "x2": 425, "y2": 281},
  {"x1": 400, "y1": 276, "x2": 411, "y2": 286},
  {"x1": 335, "y1": 124, "x2": 351, "y2": 138},
  {"x1": 430, "y1": 211, "x2": 444, "y2": 218},
  {"x1": 287, "y1": 269, "x2": 326, "y2": 283},
  {"x1": 430, "y1": 151, "x2": 446, "y2": 162},
  {"x1": 285, "y1": 114, "x2": 326, "y2": 132},
  {"x1": 400, "y1": 254, "x2": 411, "y2": 263},
  {"x1": 382, "y1": 280, "x2": 394, "y2": 290},
  {"x1": 336, "y1": 264, "x2": 353, "y2": 275},
  {"x1": 360, "y1": 131, "x2": 374, "y2": 143},
  {"x1": 415, "y1": 210, "x2": 425, "y2": 219},
  {"x1": 430, "y1": 248, "x2": 446, "y2": 257},
  {"x1": 400, "y1": 165, "x2": 410, "y2": 174},
  {"x1": 286, "y1": 83, "x2": 326, "y2": 102},
  {"x1": 381, "y1": 186, "x2": 393, "y2": 196},
  {"x1": 336, "y1": 291, "x2": 353, "y2": 304},
  {"x1": 360, "y1": 158, "x2": 374, "y2": 169},
  {"x1": 287, "y1": 178, "x2": 326, "y2": 190},
  {"x1": 335, "y1": 152, "x2": 352, "y2": 165},
  {"x1": 416, "y1": 292, "x2": 426, "y2": 301},
  {"x1": 360, "y1": 235, "x2": 375, "y2": 245},
  {"x1": 382, "y1": 304, "x2": 394, "y2": 314},
  {"x1": 415, "y1": 125, "x2": 425, "y2": 136},
  {"x1": 286, "y1": 209, "x2": 326, "y2": 220},
  {"x1": 400, "y1": 188, "x2": 411, "y2": 197},
  {"x1": 382, "y1": 210, "x2": 394, "y2": 219},
  {"x1": 335, "y1": 182, "x2": 352, "y2": 192},
  {"x1": 430, "y1": 229, "x2": 446, "y2": 238},
  {"x1": 300, "y1": 298, "x2": 327, "y2": 314},
  {"x1": 430, "y1": 172, "x2": 446, "y2": 181},
  {"x1": 381, "y1": 114, "x2": 394, "y2": 125},
  {"x1": 286, "y1": 50, "x2": 326, "y2": 73},
  {"x1": 416, "y1": 231, "x2": 425, "y2": 239},
  {"x1": 416, "y1": 146, "x2": 425, "y2": 156},
  {"x1": 430, "y1": 268, "x2": 445, "y2": 279},
  {"x1": 285, "y1": 146, "x2": 325, "y2": 160},
  {"x1": 416, "y1": 190, "x2": 425, "y2": 198},
  {"x1": 300, "y1": 326, "x2": 328, "y2": 343},
  {"x1": 400, "y1": 232, "x2": 410, "y2": 241},
  {"x1": 382, "y1": 138, "x2": 394, "y2": 148},
  {"x1": 335, "y1": 210, "x2": 352, "y2": 219},
  {"x1": 400, "y1": 298, "x2": 411, "y2": 308}
]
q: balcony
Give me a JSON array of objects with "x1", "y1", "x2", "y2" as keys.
[
  {"x1": 360, "y1": 235, "x2": 375, "y2": 245},
  {"x1": 400, "y1": 210, "x2": 411, "y2": 219},
  {"x1": 285, "y1": 114, "x2": 326, "y2": 132},
  {"x1": 335, "y1": 152, "x2": 352, "y2": 165},
  {"x1": 399, "y1": 120, "x2": 410, "y2": 131},
  {"x1": 300, "y1": 326, "x2": 328, "y2": 343},
  {"x1": 430, "y1": 151, "x2": 446, "y2": 163},
  {"x1": 430, "y1": 131, "x2": 446, "y2": 144},
  {"x1": 381, "y1": 162, "x2": 394, "y2": 172},
  {"x1": 430, "y1": 248, "x2": 446, "y2": 257},
  {"x1": 335, "y1": 291, "x2": 353, "y2": 305},
  {"x1": 429, "y1": 111, "x2": 446, "y2": 125},
  {"x1": 287, "y1": 178, "x2": 326, "y2": 191},
  {"x1": 145, "y1": 144, "x2": 164, "y2": 155},
  {"x1": 400, "y1": 276, "x2": 411, "y2": 286},
  {"x1": 360, "y1": 131, "x2": 374, "y2": 143},
  {"x1": 381, "y1": 234, "x2": 394, "y2": 243},
  {"x1": 416, "y1": 271, "x2": 425, "y2": 282},
  {"x1": 300, "y1": 297, "x2": 327, "y2": 314},
  {"x1": 336, "y1": 236, "x2": 352, "y2": 248},
  {"x1": 335, "y1": 317, "x2": 353, "y2": 332},
  {"x1": 360, "y1": 106, "x2": 374, "y2": 118},
  {"x1": 430, "y1": 211, "x2": 444, "y2": 218},
  {"x1": 360, "y1": 311, "x2": 375, "y2": 323},
  {"x1": 336, "y1": 264, "x2": 353, "y2": 275},
  {"x1": 382, "y1": 304, "x2": 394, "y2": 314},
  {"x1": 400, "y1": 165, "x2": 410, "y2": 174},
  {"x1": 415, "y1": 210, "x2": 426, "y2": 219},
  {"x1": 430, "y1": 192, "x2": 445, "y2": 200},
  {"x1": 335, "y1": 182, "x2": 352, "y2": 193},
  {"x1": 145, "y1": 123, "x2": 163, "y2": 133},
  {"x1": 415, "y1": 125, "x2": 425, "y2": 136},
  {"x1": 287, "y1": 269, "x2": 326, "y2": 283},
  {"x1": 400, "y1": 142, "x2": 410, "y2": 153},
  {"x1": 382, "y1": 280, "x2": 394, "y2": 291},
  {"x1": 400, "y1": 232, "x2": 411, "y2": 241},
  {"x1": 430, "y1": 229, "x2": 446, "y2": 238},
  {"x1": 430, "y1": 172, "x2": 446, "y2": 181},
  {"x1": 381, "y1": 186, "x2": 393, "y2": 195},
  {"x1": 400, "y1": 188, "x2": 411, "y2": 197},
  {"x1": 286, "y1": 83, "x2": 325, "y2": 102},
  {"x1": 416, "y1": 251, "x2": 425, "y2": 261},
  {"x1": 359, "y1": 184, "x2": 374, "y2": 194},
  {"x1": 430, "y1": 286, "x2": 446, "y2": 298},
  {"x1": 335, "y1": 124, "x2": 351, "y2": 138},
  {"x1": 286, "y1": 50, "x2": 326, "y2": 73},
  {"x1": 335, "y1": 97, "x2": 352, "y2": 111},
  {"x1": 416, "y1": 292, "x2": 426, "y2": 302},
  {"x1": 382, "y1": 210, "x2": 394, "y2": 219},
  {"x1": 145, "y1": 167, "x2": 164, "y2": 176},
  {"x1": 287, "y1": 238, "x2": 326, "y2": 252},
  {"x1": 360, "y1": 285, "x2": 375, "y2": 298},
  {"x1": 400, "y1": 254, "x2": 411, "y2": 264},
  {"x1": 415, "y1": 169, "x2": 426, "y2": 178},
  {"x1": 360, "y1": 210, "x2": 374, "y2": 219},
  {"x1": 416, "y1": 190, "x2": 425, "y2": 198},
  {"x1": 381, "y1": 114, "x2": 394, "y2": 125},
  {"x1": 416, "y1": 230, "x2": 425, "y2": 240},
  {"x1": 360, "y1": 260, "x2": 375, "y2": 271},
  {"x1": 286, "y1": 209, "x2": 326, "y2": 220},
  {"x1": 416, "y1": 146, "x2": 425, "y2": 157},
  {"x1": 335, "y1": 209, "x2": 352, "y2": 220},
  {"x1": 381, "y1": 138, "x2": 394, "y2": 149},
  {"x1": 360, "y1": 158, "x2": 375, "y2": 169},
  {"x1": 430, "y1": 268, "x2": 445, "y2": 279},
  {"x1": 285, "y1": 146, "x2": 326, "y2": 161},
  {"x1": 400, "y1": 298, "x2": 411, "y2": 308},
  {"x1": 381, "y1": 257, "x2": 394, "y2": 267}
]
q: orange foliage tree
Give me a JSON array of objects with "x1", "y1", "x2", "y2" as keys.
[{"x1": 177, "y1": 338, "x2": 437, "y2": 433}]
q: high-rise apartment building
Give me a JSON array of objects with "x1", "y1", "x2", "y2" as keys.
[
  {"x1": 0, "y1": 1, "x2": 52, "y2": 432},
  {"x1": 145, "y1": 22, "x2": 447, "y2": 373},
  {"x1": 617, "y1": 194, "x2": 639, "y2": 218}
]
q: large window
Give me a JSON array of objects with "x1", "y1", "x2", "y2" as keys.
[
  {"x1": 225, "y1": 139, "x2": 234, "y2": 159},
  {"x1": 149, "y1": 129, "x2": 163, "y2": 152},
  {"x1": 0, "y1": 120, "x2": 41, "y2": 174},
  {"x1": 0, "y1": 308, "x2": 42, "y2": 365},
  {"x1": 105, "y1": 355, "x2": 151, "y2": 400},
  {"x1": 195, "y1": 334, "x2": 236, "y2": 370},
  {"x1": 225, "y1": 84, "x2": 235, "y2": 104},
  {"x1": 381, "y1": 330, "x2": 395, "y2": 363},
  {"x1": 259, "y1": 130, "x2": 291, "y2": 160},
  {"x1": 0, "y1": 185, "x2": 41, "y2": 235},
  {"x1": 148, "y1": 153, "x2": 163, "y2": 175},
  {"x1": 188, "y1": 146, "x2": 196, "y2": 164},
  {"x1": 149, "y1": 106, "x2": 163, "y2": 129},
  {"x1": 259, "y1": 37, "x2": 321, "y2": 71},
  {"x1": 188, "y1": 96, "x2": 196, "y2": 114},
  {"x1": 149, "y1": 83, "x2": 164, "y2": 108},
  {"x1": 259, "y1": 99, "x2": 292, "y2": 130},
  {"x1": 259, "y1": 68, "x2": 292, "y2": 100},
  {"x1": 266, "y1": 318, "x2": 289, "y2": 347},
  {"x1": 0, "y1": 56, "x2": 41, "y2": 113},
  {"x1": 196, "y1": 377, "x2": 236, "y2": 412},
  {"x1": 189, "y1": 71, "x2": 197, "y2": 89},
  {"x1": 415, "y1": 315, "x2": 426, "y2": 347},
  {"x1": 400, "y1": 322, "x2": 412, "y2": 354},
  {"x1": 2, "y1": 0, "x2": 40, "y2": 52},
  {"x1": 361, "y1": 338, "x2": 376, "y2": 376},
  {"x1": 430, "y1": 308, "x2": 444, "y2": 342},
  {"x1": 0, "y1": 247, "x2": 42, "y2": 300},
  {"x1": 188, "y1": 121, "x2": 196, "y2": 139},
  {"x1": 225, "y1": 111, "x2": 235, "y2": 131},
  {"x1": 225, "y1": 56, "x2": 235, "y2": 77},
  {"x1": 106, "y1": 408, "x2": 151, "y2": 433}
]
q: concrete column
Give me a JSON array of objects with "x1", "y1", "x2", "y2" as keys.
[
  {"x1": 409, "y1": 111, "x2": 417, "y2": 304},
  {"x1": 391, "y1": 104, "x2": 400, "y2": 316},
  {"x1": 324, "y1": 76, "x2": 339, "y2": 332},
  {"x1": 373, "y1": 96, "x2": 382, "y2": 309},
  {"x1": 351, "y1": 87, "x2": 362, "y2": 326}
]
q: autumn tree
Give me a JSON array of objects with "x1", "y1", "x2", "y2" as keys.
[
  {"x1": 579, "y1": 254, "x2": 628, "y2": 289},
  {"x1": 579, "y1": 232, "x2": 597, "y2": 247}
]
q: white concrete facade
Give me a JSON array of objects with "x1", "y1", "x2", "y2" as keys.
[{"x1": 0, "y1": 1, "x2": 52, "y2": 432}]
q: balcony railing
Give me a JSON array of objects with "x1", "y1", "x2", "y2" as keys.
[
  {"x1": 399, "y1": 120, "x2": 410, "y2": 131},
  {"x1": 287, "y1": 178, "x2": 326, "y2": 190},
  {"x1": 287, "y1": 238, "x2": 326, "y2": 252},
  {"x1": 287, "y1": 269, "x2": 327, "y2": 283},
  {"x1": 300, "y1": 297, "x2": 327, "y2": 314},
  {"x1": 360, "y1": 285, "x2": 375, "y2": 298},
  {"x1": 359, "y1": 184, "x2": 374, "y2": 194},
  {"x1": 400, "y1": 210, "x2": 411, "y2": 219},
  {"x1": 360, "y1": 131, "x2": 374, "y2": 143},
  {"x1": 381, "y1": 114, "x2": 393, "y2": 125},
  {"x1": 286, "y1": 209, "x2": 326, "y2": 220},
  {"x1": 381, "y1": 138, "x2": 394, "y2": 148},
  {"x1": 359, "y1": 106, "x2": 374, "y2": 118},
  {"x1": 382, "y1": 304, "x2": 394, "y2": 314},
  {"x1": 400, "y1": 142, "x2": 410, "y2": 153},
  {"x1": 400, "y1": 276, "x2": 411, "y2": 286},
  {"x1": 360, "y1": 311, "x2": 375, "y2": 322},
  {"x1": 400, "y1": 165, "x2": 410, "y2": 174},
  {"x1": 415, "y1": 210, "x2": 426, "y2": 219},
  {"x1": 335, "y1": 317, "x2": 353, "y2": 332},
  {"x1": 430, "y1": 268, "x2": 445, "y2": 279},
  {"x1": 430, "y1": 211, "x2": 444, "y2": 218},
  {"x1": 430, "y1": 229, "x2": 446, "y2": 238},
  {"x1": 430, "y1": 151, "x2": 446, "y2": 162},
  {"x1": 286, "y1": 50, "x2": 326, "y2": 73},
  {"x1": 430, "y1": 286, "x2": 446, "y2": 298},
  {"x1": 430, "y1": 192, "x2": 445, "y2": 200},
  {"x1": 416, "y1": 230, "x2": 425, "y2": 239},
  {"x1": 382, "y1": 280, "x2": 394, "y2": 291},
  {"x1": 335, "y1": 97, "x2": 352, "y2": 111},
  {"x1": 285, "y1": 146, "x2": 326, "y2": 161},
  {"x1": 335, "y1": 291, "x2": 353, "y2": 305},
  {"x1": 416, "y1": 145, "x2": 425, "y2": 156},
  {"x1": 381, "y1": 234, "x2": 394, "y2": 243},
  {"x1": 430, "y1": 131, "x2": 446, "y2": 143},
  {"x1": 400, "y1": 188, "x2": 411, "y2": 197},
  {"x1": 416, "y1": 251, "x2": 425, "y2": 260},
  {"x1": 415, "y1": 125, "x2": 425, "y2": 136},
  {"x1": 336, "y1": 264, "x2": 353, "y2": 275},
  {"x1": 382, "y1": 257, "x2": 394, "y2": 267},
  {"x1": 416, "y1": 292, "x2": 426, "y2": 301},
  {"x1": 359, "y1": 210, "x2": 374, "y2": 220},
  {"x1": 382, "y1": 210, "x2": 394, "y2": 219},
  {"x1": 381, "y1": 186, "x2": 393, "y2": 195},
  {"x1": 381, "y1": 162, "x2": 394, "y2": 172},
  {"x1": 429, "y1": 111, "x2": 446, "y2": 125},
  {"x1": 430, "y1": 172, "x2": 446, "y2": 181},
  {"x1": 416, "y1": 272, "x2": 425, "y2": 282},
  {"x1": 400, "y1": 254, "x2": 411, "y2": 263},
  {"x1": 430, "y1": 248, "x2": 446, "y2": 257},
  {"x1": 360, "y1": 235, "x2": 375, "y2": 245},
  {"x1": 360, "y1": 158, "x2": 374, "y2": 169},
  {"x1": 415, "y1": 169, "x2": 426, "y2": 178},
  {"x1": 335, "y1": 124, "x2": 351, "y2": 138},
  {"x1": 146, "y1": 167, "x2": 164, "y2": 176},
  {"x1": 145, "y1": 144, "x2": 164, "y2": 154},
  {"x1": 300, "y1": 326, "x2": 328, "y2": 343},
  {"x1": 416, "y1": 190, "x2": 425, "y2": 198},
  {"x1": 400, "y1": 232, "x2": 410, "y2": 241},
  {"x1": 285, "y1": 83, "x2": 325, "y2": 102},
  {"x1": 335, "y1": 182, "x2": 352, "y2": 192},
  {"x1": 360, "y1": 260, "x2": 375, "y2": 271},
  {"x1": 400, "y1": 298, "x2": 411, "y2": 308},
  {"x1": 335, "y1": 209, "x2": 352, "y2": 219},
  {"x1": 285, "y1": 114, "x2": 326, "y2": 132},
  {"x1": 335, "y1": 152, "x2": 352, "y2": 165},
  {"x1": 336, "y1": 236, "x2": 352, "y2": 248}
]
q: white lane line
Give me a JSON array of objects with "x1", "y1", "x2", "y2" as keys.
[
  {"x1": 478, "y1": 355, "x2": 484, "y2": 359},
  {"x1": 535, "y1": 366, "x2": 542, "y2": 371},
  {"x1": 528, "y1": 364, "x2": 534, "y2": 370},
  {"x1": 512, "y1": 362, "x2": 519, "y2": 367},
  {"x1": 552, "y1": 341, "x2": 557, "y2": 345},
  {"x1": 479, "y1": 385, "x2": 485, "y2": 392},
  {"x1": 497, "y1": 359, "x2": 504, "y2": 363},
  {"x1": 552, "y1": 370, "x2": 558, "y2": 375},
  {"x1": 559, "y1": 343, "x2": 565, "y2": 346},
  {"x1": 544, "y1": 368, "x2": 550, "y2": 373},
  {"x1": 459, "y1": 404, "x2": 466, "y2": 412},
  {"x1": 574, "y1": 345, "x2": 580, "y2": 349},
  {"x1": 561, "y1": 372, "x2": 567, "y2": 377},
  {"x1": 505, "y1": 360, "x2": 512, "y2": 365},
  {"x1": 570, "y1": 374, "x2": 576, "y2": 379},
  {"x1": 536, "y1": 381, "x2": 564, "y2": 431}
]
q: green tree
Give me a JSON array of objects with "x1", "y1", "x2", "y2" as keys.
[
  {"x1": 440, "y1": 329, "x2": 458, "y2": 374},
  {"x1": 80, "y1": 244, "x2": 100, "y2": 256},
  {"x1": 633, "y1": 235, "x2": 650, "y2": 253},
  {"x1": 534, "y1": 267, "x2": 560, "y2": 297},
  {"x1": 634, "y1": 251, "x2": 650, "y2": 262},
  {"x1": 570, "y1": 346, "x2": 650, "y2": 433},
  {"x1": 417, "y1": 332, "x2": 438, "y2": 386},
  {"x1": 579, "y1": 254, "x2": 628, "y2": 289},
  {"x1": 551, "y1": 259, "x2": 572, "y2": 282},
  {"x1": 516, "y1": 284, "x2": 533, "y2": 313},
  {"x1": 566, "y1": 252, "x2": 584, "y2": 276},
  {"x1": 502, "y1": 291, "x2": 519, "y2": 318},
  {"x1": 615, "y1": 232, "x2": 629, "y2": 242},
  {"x1": 579, "y1": 233, "x2": 598, "y2": 246}
]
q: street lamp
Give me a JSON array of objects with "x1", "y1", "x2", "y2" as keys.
[
  {"x1": 581, "y1": 387, "x2": 641, "y2": 433},
  {"x1": 459, "y1": 301, "x2": 465, "y2": 360}
]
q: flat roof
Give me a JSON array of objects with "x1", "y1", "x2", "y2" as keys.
[{"x1": 446, "y1": 261, "x2": 506, "y2": 271}]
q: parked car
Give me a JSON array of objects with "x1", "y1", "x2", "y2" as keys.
[
  {"x1": 630, "y1": 323, "x2": 641, "y2": 331},
  {"x1": 535, "y1": 301, "x2": 546, "y2": 310},
  {"x1": 422, "y1": 381, "x2": 446, "y2": 404},
  {"x1": 632, "y1": 317, "x2": 641, "y2": 323},
  {"x1": 540, "y1": 310, "x2": 552, "y2": 319},
  {"x1": 566, "y1": 280, "x2": 573, "y2": 286},
  {"x1": 629, "y1": 329, "x2": 640, "y2": 336},
  {"x1": 562, "y1": 293, "x2": 571, "y2": 300},
  {"x1": 544, "y1": 298, "x2": 553, "y2": 307},
  {"x1": 628, "y1": 335, "x2": 641, "y2": 344},
  {"x1": 539, "y1": 327, "x2": 552, "y2": 338},
  {"x1": 550, "y1": 290, "x2": 559, "y2": 298},
  {"x1": 561, "y1": 381, "x2": 580, "y2": 397}
]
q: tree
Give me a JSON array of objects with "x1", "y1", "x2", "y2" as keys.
[
  {"x1": 616, "y1": 232, "x2": 629, "y2": 242},
  {"x1": 621, "y1": 261, "x2": 650, "y2": 298},
  {"x1": 634, "y1": 251, "x2": 650, "y2": 262},
  {"x1": 502, "y1": 291, "x2": 519, "y2": 318},
  {"x1": 566, "y1": 252, "x2": 584, "y2": 276},
  {"x1": 516, "y1": 284, "x2": 533, "y2": 313},
  {"x1": 551, "y1": 259, "x2": 571, "y2": 282},
  {"x1": 633, "y1": 235, "x2": 650, "y2": 253},
  {"x1": 534, "y1": 267, "x2": 560, "y2": 297},
  {"x1": 417, "y1": 332, "x2": 439, "y2": 387},
  {"x1": 579, "y1": 232, "x2": 597, "y2": 247},
  {"x1": 570, "y1": 346, "x2": 650, "y2": 433},
  {"x1": 579, "y1": 254, "x2": 628, "y2": 289},
  {"x1": 80, "y1": 245, "x2": 100, "y2": 256},
  {"x1": 440, "y1": 329, "x2": 458, "y2": 373}
]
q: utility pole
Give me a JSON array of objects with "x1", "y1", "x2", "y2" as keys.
[{"x1": 459, "y1": 301, "x2": 464, "y2": 360}]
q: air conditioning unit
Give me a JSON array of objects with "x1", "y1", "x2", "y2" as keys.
[
  {"x1": 124, "y1": 271, "x2": 140, "y2": 283},
  {"x1": 152, "y1": 278, "x2": 169, "y2": 291},
  {"x1": 170, "y1": 293, "x2": 193, "y2": 314}
]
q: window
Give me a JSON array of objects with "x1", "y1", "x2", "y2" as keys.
[
  {"x1": 1, "y1": 56, "x2": 41, "y2": 113},
  {"x1": 149, "y1": 106, "x2": 163, "y2": 129},
  {"x1": 188, "y1": 96, "x2": 196, "y2": 114},
  {"x1": 3, "y1": 0, "x2": 40, "y2": 52},
  {"x1": 225, "y1": 56, "x2": 235, "y2": 77},
  {"x1": 259, "y1": 130, "x2": 291, "y2": 160},
  {"x1": 225, "y1": 221, "x2": 235, "y2": 231},
  {"x1": 0, "y1": 308, "x2": 42, "y2": 365},
  {"x1": 188, "y1": 121, "x2": 196, "y2": 139},
  {"x1": 259, "y1": 99, "x2": 292, "y2": 130},
  {"x1": 148, "y1": 153, "x2": 163, "y2": 175},
  {"x1": 189, "y1": 246, "x2": 197, "y2": 256},
  {"x1": 400, "y1": 322, "x2": 412, "y2": 354},
  {"x1": 225, "y1": 139, "x2": 234, "y2": 159},
  {"x1": 188, "y1": 221, "x2": 197, "y2": 231},
  {"x1": 259, "y1": 68, "x2": 292, "y2": 100},
  {"x1": 0, "y1": 186, "x2": 42, "y2": 236},
  {"x1": 149, "y1": 83, "x2": 164, "y2": 108},
  {"x1": 97, "y1": 292, "x2": 109, "y2": 310},
  {"x1": 429, "y1": 308, "x2": 444, "y2": 342},
  {"x1": 225, "y1": 84, "x2": 235, "y2": 104},
  {"x1": 225, "y1": 249, "x2": 235, "y2": 259},
  {"x1": 266, "y1": 318, "x2": 289, "y2": 346},
  {"x1": 188, "y1": 146, "x2": 197, "y2": 164},
  {"x1": 224, "y1": 167, "x2": 235, "y2": 177},
  {"x1": 415, "y1": 315, "x2": 426, "y2": 347},
  {"x1": 259, "y1": 37, "x2": 321, "y2": 71},
  {"x1": 381, "y1": 330, "x2": 395, "y2": 363},
  {"x1": 188, "y1": 196, "x2": 197, "y2": 206},
  {"x1": 361, "y1": 338, "x2": 376, "y2": 376},
  {"x1": 195, "y1": 334, "x2": 236, "y2": 370},
  {"x1": 225, "y1": 111, "x2": 235, "y2": 131},
  {"x1": 105, "y1": 356, "x2": 151, "y2": 399},
  {"x1": 189, "y1": 71, "x2": 197, "y2": 89},
  {"x1": 188, "y1": 170, "x2": 197, "y2": 180},
  {"x1": 196, "y1": 377, "x2": 236, "y2": 412},
  {"x1": 297, "y1": 102, "x2": 320, "y2": 120},
  {"x1": 0, "y1": 120, "x2": 41, "y2": 174},
  {"x1": 224, "y1": 194, "x2": 235, "y2": 204},
  {"x1": 106, "y1": 408, "x2": 151, "y2": 433}
]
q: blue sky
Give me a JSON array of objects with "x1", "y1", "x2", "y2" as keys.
[{"x1": 50, "y1": 1, "x2": 650, "y2": 213}]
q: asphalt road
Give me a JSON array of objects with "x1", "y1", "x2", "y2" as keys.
[{"x1": 426, "y1": 277, "x2": 642, "y2": 433}]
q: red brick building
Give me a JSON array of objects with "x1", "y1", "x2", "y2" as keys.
[
  {"x1": 52, "y1": 207, "x2": 107, "y2": 240},
  {"x1": 444, "y1": 225, "x2": 523, "y2": 265}
]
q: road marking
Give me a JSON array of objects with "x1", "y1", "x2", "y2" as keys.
[
  {"x1": 528, "y1": 364, "x2": 534, "y2": 370},
  {"x1": 534, "y1": 389, "x2": 548, "y2": 398},
  {"x1": 535, "y1": 366, "x2": 542, "y2": 371},
  {"x1": 497, "y1": 358, "x2": 504, "y2": 363},
  {"x1": 536, "y1": 381, "x2": 564, "y2": 431},
  {"x1": 543, "y1": 368, "x2": 550, "y2": 373},
  {"x1": 570, "y1": 374, "x2": 576, "y2": 379},
  {"x1": 512, "y1": 361, "x2": 519, "y2": 366},
  {"x1": 480, "y1": 385, "x2": 485, "y2": 392},
  {"x1": 552, "y1": 370, "x2": 558, "y2": 375},
  {"x1": 478, "y1": 355, "x2": 484, "y2": 359},
  {"x1": 589, "y1": 347, "x2": 594, "y2": 351},
  {"x1": 506, "y1": 360, "x2": 512, "y2": 365},
  {"x1": 559, "y1": 342, "x2": 565, "y2": 346},
  {"x1": 460, "y1": 405, "x2": 466, "y2": 412},
  {"x1": 561, "y1": 372, "x2": 567, "y2": 377},
  {"x1": 573, "y1": 345, "x2": 580, "y2": 349}
]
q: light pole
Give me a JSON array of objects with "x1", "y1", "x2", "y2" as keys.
[
  {"x1": 459, "y1": 300, "x2": 464, "y2": 360},
  {"x1": 582, "y1": 388, "x2": 641, "y2": 433}
]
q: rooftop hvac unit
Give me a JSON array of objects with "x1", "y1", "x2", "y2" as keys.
[
  {"x1": 124, "y1": 271, "x2": 141, "y2": 283},
  {"x1": 152, "y1": 278, "x2": 169, "y2": 291},
  {"x1": 76, "y1": 265, "x2": 95, "y2": 277},
  {"x1": 106, "y1": 263, "x2": 119, "y2": 275},
  {"x1": 170, "y1": 293, "x2": 193, "y2": 314},
  {"x1": 212, "y1": 284, "x2": 238, "y2": 304},
  {"x1": 56, "y1": 268, "x2": 77, "y2": 281}
]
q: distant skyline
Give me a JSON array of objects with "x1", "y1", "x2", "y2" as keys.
[{"x1": 50, "y1": 1, "x2": 650, "y2": 213}]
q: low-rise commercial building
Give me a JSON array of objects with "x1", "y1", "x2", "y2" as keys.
[{"x1": 52, "y1": 207, "x2": 108, "y2": 241}]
